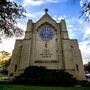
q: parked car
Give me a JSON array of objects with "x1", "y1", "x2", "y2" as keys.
[{"x1": 85, "y1": 73, "x2": 90, "y2": 78}]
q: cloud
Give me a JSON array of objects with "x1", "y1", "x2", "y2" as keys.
[
  {"x1": 52, "y1": 15, "x2": 66, "y2": 22},
  {"x1": 0, "y1": 38, "x2": 16, "y2": 53},
  {"x1": 24, "y1": 11, "x2": 44, "y2": 18},
  {"x1": 23, "y1": 0, "x2": 60, "y2": 6},
  {"x1": 17, "y1": 23, "x2": 26, "y2": 31},
  {"x1": 79, "y1": 40, "x2": 90, "y2": 64},
  {"x1": 23, "y1": 0, "x2": 43, "y2": 6},
  {"x1": 23, "y1": 11, "x2": 45, "y2": 22},
  {"x1": 9, "y1": 0, "x2": 14, "y2": 1},
  {"x1": 82, "y1": 22, "x2": 90, "y2": 40}
]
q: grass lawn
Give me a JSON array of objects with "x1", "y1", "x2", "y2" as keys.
[{"x1": 0, "y1": 85, "x2": 90, "y2": 90}]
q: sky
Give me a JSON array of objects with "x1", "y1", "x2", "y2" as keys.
[{"x1": 0, "y1": 0, "x2": 90, "y2": 64}]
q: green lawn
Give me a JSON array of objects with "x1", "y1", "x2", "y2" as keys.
[{"x1": 0, "y1": 85, "x2": 90, "y2": 90}]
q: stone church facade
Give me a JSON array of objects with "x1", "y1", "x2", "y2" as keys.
[{"x1": 8, "y1": 9, "x2": 86, "y2": 80}]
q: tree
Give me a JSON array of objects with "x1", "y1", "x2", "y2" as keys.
[
  {"x1": 79, "y1": 0, "x2": 90, "y2": 21},
  {"x1": 0, "y1": 51, "x2": 11, "y2": 67},
  {"x1": 0, "y1": 0, "x2": 26, "y2": 40},
  {"x1": 69, "y1": 0, "x2": 90, "y2": 21},
  {"x1": 84, "y1": 62, "x2": 90, "y2": 72}
]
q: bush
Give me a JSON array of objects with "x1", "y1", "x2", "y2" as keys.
[
  {"x1": 14, "y1": 66, "x2": 77, "y2": 86},
  {"x1": 0, "y1": 69, "x2": 8, "y2": 75},
  {"x1": 77, "y1": 80, "x2": 90, "y2": 87}
]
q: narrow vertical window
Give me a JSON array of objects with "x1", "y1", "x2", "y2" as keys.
[
  {"x1": 76, "y1": 64, "x2": 79, "y2": 71},
  {"x1": 14, "y1": 64, "x2": 17, "y2": 72}
]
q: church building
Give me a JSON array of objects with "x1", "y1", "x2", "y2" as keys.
[{"x1": 8, "y1": 9, "x2": 86, "y2": 80}]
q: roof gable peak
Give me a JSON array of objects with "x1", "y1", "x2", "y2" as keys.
[{"x1": 36, "y1": 8, "x2": 56, "y2": 24}]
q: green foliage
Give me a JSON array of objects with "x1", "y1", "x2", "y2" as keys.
[
  {"x1": 15, "y1": 66, "x2": 77, "y2": 86},
  {"x1": 84, "y1": 62, "x2": 90, "y2": 72},
  {"x1": 0, "y1": 0, "x2": 26, "y2": 39},
  {"x1": 0, "y1": 60, "x2": 10, "y2": 67},
  {"x1": 0, "y1": 51, "x2": 10, "y2": 67}
]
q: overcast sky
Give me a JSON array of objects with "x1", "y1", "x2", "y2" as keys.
[{"x1": 0, "y1": 0, "x2": 90, "y2": 64}]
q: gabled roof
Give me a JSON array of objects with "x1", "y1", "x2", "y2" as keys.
[{"x1": 35, "y1": 9, "x2": 58, "y2": 30}]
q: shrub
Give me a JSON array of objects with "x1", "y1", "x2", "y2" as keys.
[{"x1": 14, "y1": 66, "x2": 77, "y2": 86}]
